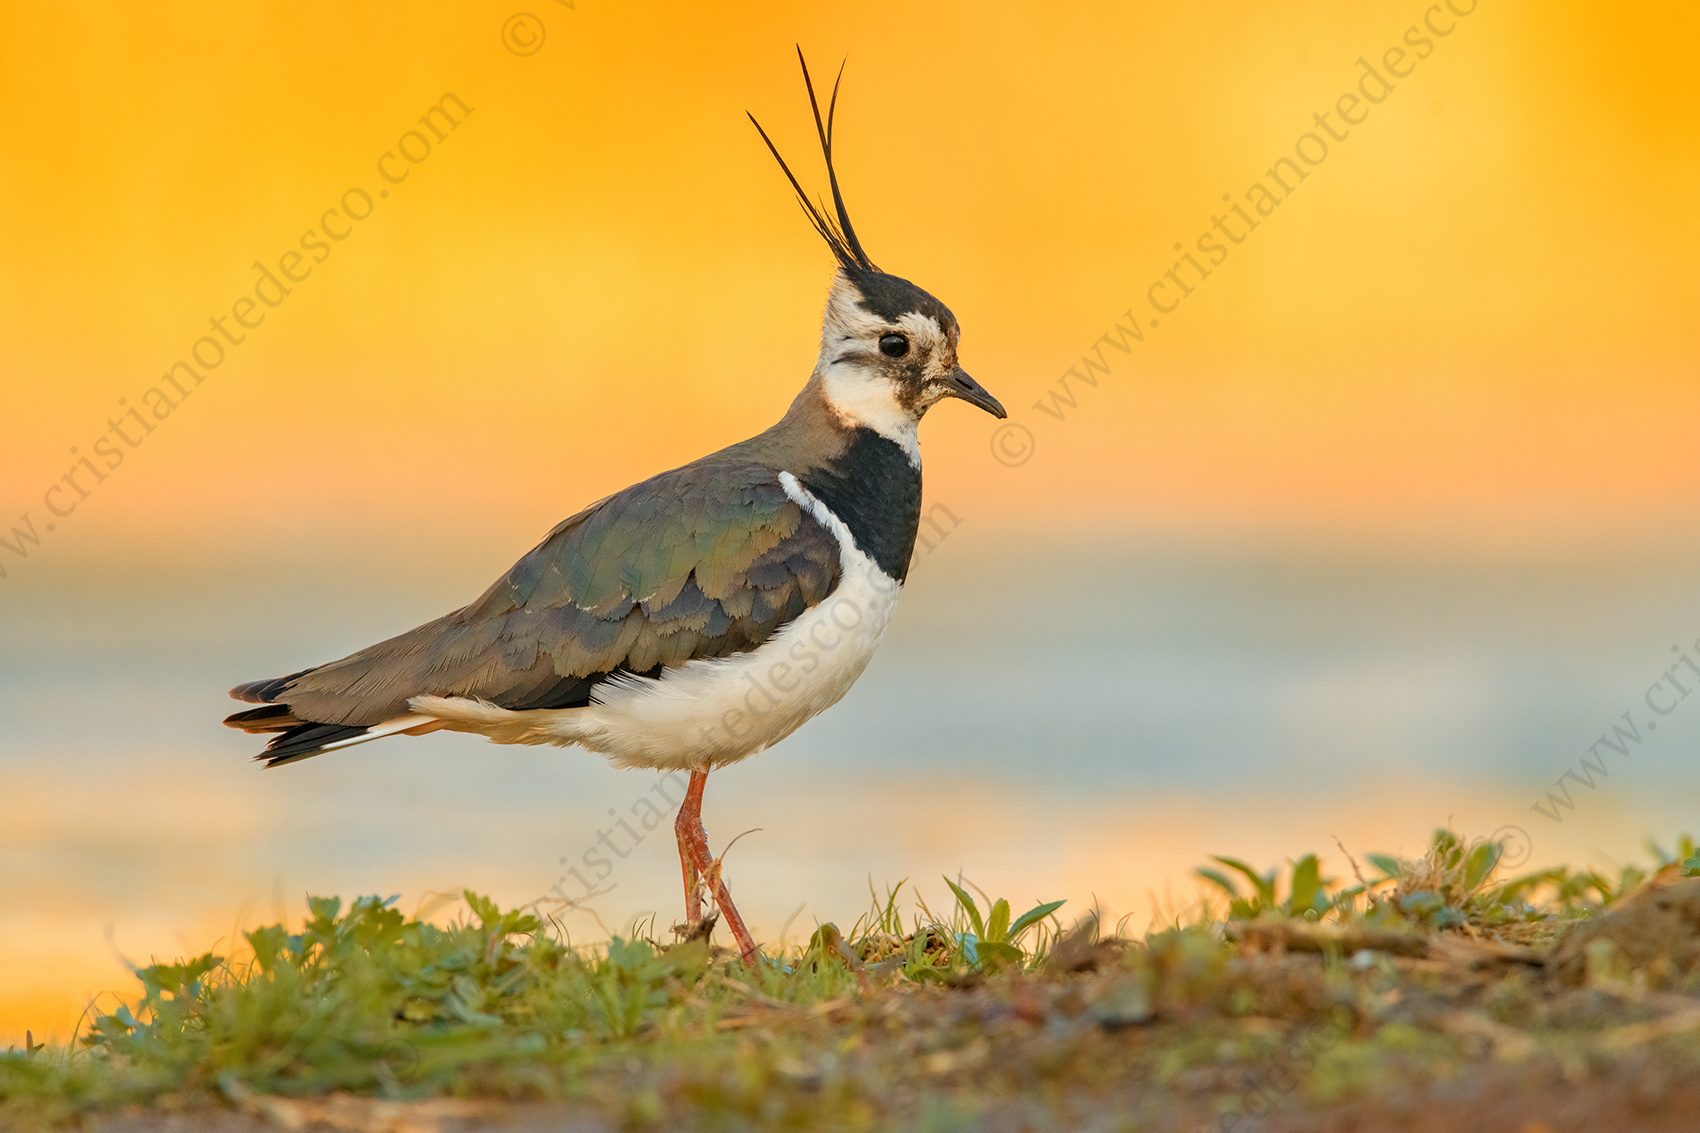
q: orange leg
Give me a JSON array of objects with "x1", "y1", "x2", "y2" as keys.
[
  {"x1": 673, "y1": 769, "x2": 759, "y2": 968},
  {"x1": 678, "y1": 817, "x2": 701, "y2": 925}
]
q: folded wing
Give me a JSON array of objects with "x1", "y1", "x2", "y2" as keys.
[{"x1": 226, "y1": 462, "x2": 842, "y2": 764}]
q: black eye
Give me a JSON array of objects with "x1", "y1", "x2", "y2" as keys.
[{"x1": 878, "y1": 333, "x2": 909, "y2": 358}]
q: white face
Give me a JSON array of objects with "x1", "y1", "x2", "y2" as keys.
[{"x1": 814, "y1": 274, "x2": 962, "y2": 461}]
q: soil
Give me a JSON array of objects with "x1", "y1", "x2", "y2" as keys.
[{"x1": 63, "y1": 1071, "x2": 1700, "y2": 1133}]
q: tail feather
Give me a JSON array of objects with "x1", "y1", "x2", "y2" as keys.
[
  {"x1": 258, "y1": 721, "x2": 373, "y2": 766},
  {"x1": 229, "y1": 669, "x2": 313, "y2": 705},
  {"x1": 255, "y1": 713, "x2": 439, "y2": 768},
  {"x1": 228, "y1": 665, "x2": 438, "y2": 767},
  {"x1": 224, "y1": 703, "x2": 302, "y2": 733}
]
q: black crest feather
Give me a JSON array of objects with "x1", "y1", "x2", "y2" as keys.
[{"x1": 747, "y1": 49, "x2": 878, "y2": 273}]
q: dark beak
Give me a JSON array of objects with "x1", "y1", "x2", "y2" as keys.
[{"x1": 942, "y1": 366, "x2": 1007, "y2": 419}]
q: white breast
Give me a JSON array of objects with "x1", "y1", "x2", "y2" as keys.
[{"x1": 532, "y1": 472, "x2": 902, "y2": 770}]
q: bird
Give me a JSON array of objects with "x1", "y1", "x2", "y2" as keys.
[{"x1": 223, "y1": 51, "x2": 1006, "y2": 967}]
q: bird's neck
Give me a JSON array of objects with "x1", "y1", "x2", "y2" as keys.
[
  {"x1": 793, "y1": 420, "x2": 925, "y2": 583},
  {"x1": 735, "y1": 373, "x2": 921, "y2": 474},
  {"x1": 815, "y1": 364, "x2": 921, "y2": 468},
  {"x1": 720, "y1": 378, "x2": 925, "y2": 583}
]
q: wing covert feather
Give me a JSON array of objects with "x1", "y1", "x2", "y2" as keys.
[{"x1": 274, "y1": 463, "x2": 843, "y2": 725}]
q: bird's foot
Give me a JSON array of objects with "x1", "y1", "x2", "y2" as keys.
[
  {"x1": 689, "y1": 847, "x2": 759, "y2": 969},
  {"x1": 707, "y1": 873, "x2": 761, "y2": 970},
  {"x1": 671, "y1": 909, "x2": 720, "y2": 944}
]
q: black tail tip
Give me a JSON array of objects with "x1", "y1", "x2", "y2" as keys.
[{"x1": 251, "y1": 721, "x2": 372, "y2": 768}]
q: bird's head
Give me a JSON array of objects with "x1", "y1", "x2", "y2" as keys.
[
  {"x1": 814, "y1": 268, "x2": 1005, "y2": 432},
  {"x1": 751, "y1": 51, "x2": 1006, "y2": 435}
]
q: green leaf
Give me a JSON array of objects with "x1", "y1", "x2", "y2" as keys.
[
  {"x1": 1491, "y1": 867, "x2": 1563, "y2": 907},
  {"x1": 1682, "y1": 854, "x2": 1700, "y2": 878},
  {"x1": 661, "y1": 939, "x2": 709, "y2": 977},
  {"x1": 607, "y1": 936, "x2": 657, "y2": 971},
  {"x1": 1331, "y1": 886, "x2": 1364, "y2": 915},
  {"x1": 1400, "y1": 891, "x2": 1444, "y2": 917},
  {"x1": 808, "y1": 922, "x2": 843, "y2": 954},
  {"x1": 985, "y1": 898, "x2": 1011, "y2": 943},
  {"x1": 1009, "y1": 900, "x2": 1066, "y2": 940},
  {"x1": 1211, "y1": 856, "x2": 1277, "y2": 907},
  {"x1": 1195, "y1": 868, "x2": 1241, "y2": 899},
  {"x1": 1465, "y1": 842, "x2": 1503, "y2": 891},
  {"x1": 974, "y1": 941, "x2": 1024, "y2": 969},
  {"x1": 944, "y1": 877, "x2": 985, "y2": 939},
  {"x1": 490, "y1": 906, "x2": 542, "y2": 937},
  {"x1": 1366, "y1": 854, "x2": 1402, "y2": 882},
  {"x1": 463, "y1": 890, "x2": 500, "y2": 928},
  {"x1": 245, "y1": 925, "x2": 290, "y2": 975},
  {"x1": 138, "y1": 952, "x2": 223, "y2": 998},
  {"x1": 1288, "y1": 855, "x2": 1321, "y2": 914},
  {"x1": 306, "y1": 895, "x2": 341, "y2": 927}
]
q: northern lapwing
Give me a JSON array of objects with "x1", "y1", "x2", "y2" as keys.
[{"x1": 224, "y1": 52, "x2": 1006, "y2": 967}]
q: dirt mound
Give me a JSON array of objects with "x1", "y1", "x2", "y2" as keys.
[{"x1": 1552, "y1": 874, "x2": 1700, "y2": 986}]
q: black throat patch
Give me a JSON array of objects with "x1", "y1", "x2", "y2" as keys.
[{"x1": 798, "y1": 428, "x2": 922, "y2": 582}]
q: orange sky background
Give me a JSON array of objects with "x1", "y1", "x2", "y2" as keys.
[{"x1": 2, "y1": 0, "x2": 1698, "y2": 583}]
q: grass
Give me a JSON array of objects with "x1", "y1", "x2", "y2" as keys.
[{"x1": 5, "y1": 828, "x2": 1700, "y2": 1130}]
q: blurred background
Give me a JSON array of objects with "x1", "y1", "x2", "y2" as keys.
[{"x1": 3, "y1": 0, "x2": 1698, "y2": 1045}]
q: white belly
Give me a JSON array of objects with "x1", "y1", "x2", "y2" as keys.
[{"x1": 408, "y1": 472, "x2": 903, "y2": 770}]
